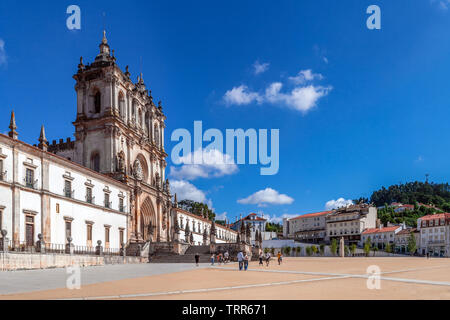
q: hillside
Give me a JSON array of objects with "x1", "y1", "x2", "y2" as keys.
[{"x1": 368, "y1": 181, "x2": 450, "y2": 227}]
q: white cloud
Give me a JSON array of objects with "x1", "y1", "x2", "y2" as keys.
[
  {"x1": 288, "y1": 69, "x2": 323, "y2": 85},
  {"x1": 253, "y1": 60, "x2": 270, "y2": 75},
  {"x1": 223, "y1": 69, "x2": 331, "y2": 114},
  {"x1": 171, "y1": 180, "x2": 208, "y2": 203},
  {"x1": 323, "y1": 57, "x2": 329, "y2": 64},
  {"x1": 325, "y1": 198, "x2": 354, "y2": 210},
  {"x1": 170, "y1": 149, "x2": 238, "y2": 180},
  {"x1": 0, "y1": 39, "x2": 7, "y2": 66},
  {"x1": 265, "y1": 82, "x2": 332, "y2": 113},
  {"x1": 215, "y1": 211, "x2": 228, "y2": 221},
  {"x1": 264, "y1": 213, "x2": 299, "y2": 224},
  {"x1": 431, "y1": 0, "x2": 450, "y2": 10},
  {"x1": 223, "y1": 85, "x2": 262, "y2": 105},
  {"x1": 238, "y1": 188, "x2": 294, "y2": 207}
]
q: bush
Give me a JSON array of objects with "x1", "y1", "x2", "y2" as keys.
[
  {"x1": 319, "y1": 244, "x2": 325, "y2": 256},
  {"x1": 330, "y1": 239, "x2": 338, "y2": 256},
  {"x1": 306, "y1": 246, "x2": 312, "y2": 256}
]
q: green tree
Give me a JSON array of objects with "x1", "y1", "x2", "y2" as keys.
[
  {"x1": 372, "y1": 246, "x2": 379, "y2": 257},
  {"x1": 350, "y1": 244, "x2": 357, "y2": 256},
  {"x1": 264, "y1": 247, "x2": 269, "y2": 254},
  {"x1": 330, "y1": 238, "x2": 338, "y2": 256},
  {"x1": 295, "y1": 246, "x2": 302, "y2": 256},
  {"x1": 344, "y1": 245, "x2": 349, "y2": 257},
  {"x1": 319, "y1": 244, "x2": 325, "y2": 256},
  {"x1": 385, "y1": 243, "x2": 392, "y2": 255},
  {"x1": 407, "y1": 232, "x2": 417, "y2": 256},
  {"x1": 285, "y1": 246, "x2": 292, "y2": 256},
  {"x1": 363, "y1": 237, "x2": 371, "y2": 257},
  {"x1": 311, "y1": 245, "x2": 318, "y2": 256},
  {"x1": 306, "y1": 246, "x2": 312, "y2": 256},
  {"x1": 270, "y1": 247, "x2": 275, "y2": 255}
]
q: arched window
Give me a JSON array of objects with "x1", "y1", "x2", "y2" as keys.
[
  {"x1": 91, "y1": 153, "x2": 100, "y2": 172},
  {"x1": 94, "y1": 91, "x2": 101, "y2": 114}
]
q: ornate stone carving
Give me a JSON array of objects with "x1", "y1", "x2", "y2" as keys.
[{"x1": 117, "y1": 151, "x2": 125, "y2": 173}]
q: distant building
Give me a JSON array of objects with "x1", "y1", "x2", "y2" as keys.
[
  {"x1": 231, "y1": 213, "x2": 276, "y2": 244},
  {"x1": 360, "y1": 225, "x2": 403, "y2": 249},
  {"x1": 326, "y1": 204, "x2": 377, "y2": 245},
  {"x1": 417, "y1": 213, "x2": 450, "y2": 257},
  {"x1": 284, "y1": 211, "x2": 332, "y2": 243},
  {"x1": 394, "y1": 228, "x2": 420, "y2": 254}
]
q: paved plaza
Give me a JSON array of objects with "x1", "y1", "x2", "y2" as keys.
[{"x1": 1, "y1": 257, "x2": 450, "y2": 300}]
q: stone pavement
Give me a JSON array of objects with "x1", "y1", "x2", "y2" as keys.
[{"x1": 0, "y1": 263, "x2": 208, "y2": 295}]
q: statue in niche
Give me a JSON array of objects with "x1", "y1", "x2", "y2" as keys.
[
  {"x1": 133, "y1": 159, "x2": 143, "y2": 181},
  {"x1": 117, "y1": 151, "x2": 125, "y2": 173},
  {"x1": 155, "y1": 172, "x2": 160, "y2": 189}
]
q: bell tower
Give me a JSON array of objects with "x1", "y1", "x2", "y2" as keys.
[{"x1": 68, "y1": 31, "x2": 172, "y2": 243}]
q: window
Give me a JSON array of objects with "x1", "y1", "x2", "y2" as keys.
[
  {"x1": 65, "y1": 220, "x2": 72, "y2": 242},
  {"x1": 87, "y1": 224, "x2": 93, "y2": 246},
  {"x1": 104, "y1": 193, "x2": 110, "y2": 208},
  {"x1": 56, "y1": 203, "x2": 60, "y2": 213},
  {"x1": 0, "y1": 159, "x2": 4, "y2": 181},
  {"x1": 94, "y1": 91, "x2": 101, "y2": 113},
  {"x1": 119, "y1": 198, "x2": 124, "y2": 212},
  {"x1": 25, "y1": 168, "x2": 34, "y2": 188},
  {"x1": 91, "y1": 153, "x2": 100, "y2": 172},
  {"x1": 119, "y1": 229, "x2": 124, "y2": 247},
  {"x1": 64, "y1": 180, "x2": 72, "y2": 198},
  {"x1": 105, "y1": 227, "x2": 110, "y2": 248},
  {"x1": 86, "y1": 187, "x2": 93, "y2": 204}
]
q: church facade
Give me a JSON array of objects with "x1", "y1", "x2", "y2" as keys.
[{"x1": 0, "y1": 32, "x2": 238, "y2": 253}]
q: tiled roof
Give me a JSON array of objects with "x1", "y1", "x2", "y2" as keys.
[
  {"x1": 362, "y1": 226, "x2": 401, "y2": 235},
  {"x1": 419, "y1": 213, "x2": 450, "y2": 221},
  {"x1": 291, "y1": 211, "x2": 333, "y2": 221},
  {"x1": 396, "y1": 228, "x2": 417, "y2": 235}
]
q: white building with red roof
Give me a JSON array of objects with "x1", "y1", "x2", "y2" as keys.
[
  {"x1": 361, "y1": 225, "x2": 403, "y2": 248},
  {"x1": 417, "y1": 213, "x2": 450, "y2": 257},
  {"x1": 283, "y1": 211, "x2": 332, "y2": 243}
]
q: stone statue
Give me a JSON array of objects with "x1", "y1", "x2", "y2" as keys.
[
  {"x1": 118, "y1": 152, "x2": 125, "y2": 173},
  {"x1": 155, "y1": 172, "x2": 160, "y2": 189},
  {"x1": 133, "y1": 159, "x2": 143, "y2": 181}
]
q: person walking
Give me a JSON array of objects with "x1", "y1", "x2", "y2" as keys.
[
  {"x1": 195, "y1": 253, "x2": 200, "y2": 267},
  {"x1": 224, "y1": 251, "x2": 229, "y2": 264},
  {"x1": 237, "y1": 250, "x2": 244, "y2": 271},
  {"x1": 265, "y1": 252, "x2": 271, "y2": 267},
  {"x1": 259, "y1": 252, "x2": 264, "y2": 266},
  {"x1": 244, "y1": 252, "x2": 249, "y2": 271},
  {"x1": 210, "y1": 253, "x2": 215, "y2": 265},
  {"x1": 277, "y1": 252, "x2": 283, "y2": 265}
]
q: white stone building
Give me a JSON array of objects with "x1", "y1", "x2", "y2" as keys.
[
  {"x1": 0, "y1": 129, "x2": 129, "y2": 249},
  {"x1": 173, "y1": 208, "x2": 237, "y2": 245},
  {"x1": 326, "y1": 204, "x2": 377, "y2": 245},
  {"x1": 283, "y1": 211, "x2": 332, "y2": 242}
]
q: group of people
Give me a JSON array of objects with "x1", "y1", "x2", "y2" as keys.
[
  {"x1": 257, "y1": 251, "x2": 283, "y2": 267},
  {"x1": 194, "y1": 250, "x2": 285, "y2": 269},
  {"x1": 237, "y1": 250, "x2": 250, "y2": 271},
  {"x1": 194, "y1": 251, "x2": 231, "y2": 267}
]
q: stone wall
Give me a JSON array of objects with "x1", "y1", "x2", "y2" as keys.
[{"x1": 0, "y1": 253, "x2": 144, "y2": 271}]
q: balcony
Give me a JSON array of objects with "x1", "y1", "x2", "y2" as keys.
[
  {"x1": 86, "y1": 195, "x2": 96, "y2": 205},
  {"x1": 63, "y1": 188, "x2": 75, "y2": 199},
  {"x1": 104, "y1": 201, "x2": 112, "y2": 209},
  {"x1": 24, "y1": 178, "x2": 38, "y2": 189}
]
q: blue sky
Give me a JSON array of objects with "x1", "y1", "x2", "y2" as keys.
[{"x1": 1, "y1": 0, "x2": 450, "y2": 223}]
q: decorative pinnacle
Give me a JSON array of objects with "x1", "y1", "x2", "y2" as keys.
[
  {"x1": 102, "y1": 30, "x2": 108, "y2": 44},
  {"x1": 39, "y1": 125, "x2": 47, "y2": 143},
  {"x1": 8, "y1": 110, "x2": 18, "y2": 139}
]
